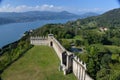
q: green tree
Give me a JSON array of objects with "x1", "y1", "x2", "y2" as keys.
[{"x1": 61, "y1": 39, "x2": 71, "y2": 50}]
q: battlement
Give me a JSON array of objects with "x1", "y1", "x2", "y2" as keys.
[
  {"x1": 74, "y1": 56, "x2": 87, "y2": 70},
  {"x1": 30, "y1": 34, "x2": 93, "y2": 80},
  {"x1": 30, "y1": 36, "x2": 49, "y2": 45},
  {"x1": 30, "y1": 36, "x2": 48, "y2": 40}
]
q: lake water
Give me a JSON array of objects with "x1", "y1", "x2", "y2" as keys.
[{"x1": 0, "y1": 19, "x2": 76, "y2": 48}]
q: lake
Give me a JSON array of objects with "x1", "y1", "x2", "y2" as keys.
[{"x1": 0, "y1": 19, "x2": 76, "y2": 48}]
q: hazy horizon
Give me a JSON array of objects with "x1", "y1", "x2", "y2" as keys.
[{"x1": 0, "y1": 0, "x2": 119, "y2": 14}]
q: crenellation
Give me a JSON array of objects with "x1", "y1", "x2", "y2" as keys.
[
  {"x1": 75, "y1": 56, "x2": 77, "y2": 60},
  {"x1": 30, "y1": 34, "x2": 93, "y2": 80},
  {"x1": 80, "y1": 61, "x2": 83, "y2": 65},
  {"x1": 84, "y1": 63, "x2": 87, "y2": 70},
  {"x1": 78, "y1": 58, "x2": 80, "y2": 62}
]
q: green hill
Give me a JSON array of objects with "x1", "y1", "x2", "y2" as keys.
[
  {"x1": 1, "y1": 46, "x2": 76, "y2": 80},
  {"x1": 96, "y1": 8, "x2": 120, "y2": 27},
  {"x1": 76, "y1": 8, "x2": 120, "y2": 28}
]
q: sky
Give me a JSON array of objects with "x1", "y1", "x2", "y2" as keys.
[{"x1": 0, "y1": 0, "x2": 119, "y2": 14}]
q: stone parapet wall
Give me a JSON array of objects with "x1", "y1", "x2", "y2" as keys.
[
  {"x1": 52, "y1": 39, "x2": 63, "y2": 61},
  {"x1": 52, "y1": 37, "x2": 66, "y2": 52},
  {"x1": 30, "y1": 35, "x2": 93, "y2": 80},
  {"x1": 73, "y1": 56, "x2": 93, "y2": 80},
  {"x1": 30, "y1": 37, "x2": 49, "y2": 45}
]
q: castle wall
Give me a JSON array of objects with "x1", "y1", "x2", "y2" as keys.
[
  {"x1": 30, "y1": 37, "x2": 49, "y2": 45},
  {"x1": 30, "y1": 35, "x2": 93, "y2": 80},
  {"x1": 52, "y1": 38, "x2": 63, "y2": 62},
  {"x1": 73, "y1": 56, "x2": 93, "y2": 80},
  {"x1": 85, "y1": 74, "x2": 93, "y2": 80},
  {"x1": 48, "y1": 36, "x2": 66, "y2": 62},
  {"x1": 48, "y1": 36, "x2": 73, "y2": 74},
  {"x1": 31, "y1": 39, "x2": 49, "y2": 45}
]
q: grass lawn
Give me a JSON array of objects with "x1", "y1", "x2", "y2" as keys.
[{"x1": 1, "y1": 46, "x2": 76, "y2": 80}]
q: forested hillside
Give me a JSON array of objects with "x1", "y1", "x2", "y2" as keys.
[
  {"x1": 0, "y1": 31, "x2": 32, "y2": 80},
  {"x1": 0, "y1": 11, "x2": 99, "y2": 25}
]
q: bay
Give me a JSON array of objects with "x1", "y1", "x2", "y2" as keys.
[{"x1": 0, "y1": 19, "x2": 75, "y2": 48}]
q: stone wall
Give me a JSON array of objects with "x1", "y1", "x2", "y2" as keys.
[
  {"x1": 30, "y1": 34, "x2": 93, "y2": 80},
  {"x1": 30, "y1": 36, "x2": 49, "y2": 45},
  {"x1": 73, "y1": 56, "x2": 93, "y2": 80},
  {"x1": 48, "y1": 35, "x2": 73, "y2": 74},
  {"x1": 49, "y1": 36, "x2": 65, "y2": 61}
]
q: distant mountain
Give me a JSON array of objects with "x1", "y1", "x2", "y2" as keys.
[
  {"x1": 79, "y1": 12, "x2": 99, "y2": 18},
  {"x1": 0, "y1": 11, "x2": 100, "y2": 25},
  {"x1": 0, "y1": 11, "x2": 79, "y2": 25}
]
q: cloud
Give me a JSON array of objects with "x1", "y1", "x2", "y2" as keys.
[
  {"x1": 0, "y1": 4, "x2": 63, "y2": 12},
  {"x1": 0, "y1": 4, "x2": 105, "y2": 14}
]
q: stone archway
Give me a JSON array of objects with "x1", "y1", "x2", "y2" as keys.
[{"x1": 50, "y1": 41, "x2": 53, "y2": 46}]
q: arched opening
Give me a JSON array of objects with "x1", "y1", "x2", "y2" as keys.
[
  {"x1": 50, "y1": 41, "x2": 53, "y2": 46},
  {"x1": 62, "y1": 52, "x2": 67, "y2": 66}
]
